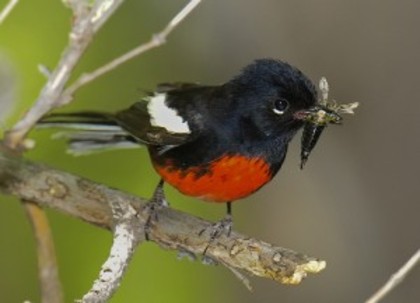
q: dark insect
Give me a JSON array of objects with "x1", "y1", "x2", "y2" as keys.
[
  {"x1": 301, "y1": 123, "x2": 325, "y2": 169},
  {"x1": 300, "y1": 106, "x2": 343, "y2": 169}
]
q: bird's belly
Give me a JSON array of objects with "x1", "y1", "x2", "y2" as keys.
[{"x1": 153, "y1": 154, "x2": 272, "y2": 202}]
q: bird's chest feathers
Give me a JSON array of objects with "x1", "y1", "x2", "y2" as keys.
[{"x1": 153, "y1": 154, "x2": 272, "y2": 202}]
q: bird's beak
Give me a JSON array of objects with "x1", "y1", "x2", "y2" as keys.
[{"x1": 294, "y1": 105, "x2": 343, "y2": 125}]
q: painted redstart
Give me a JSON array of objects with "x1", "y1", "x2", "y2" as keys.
[{"x1": 37, "y1": 59, "x2": 347, "y2": 244}]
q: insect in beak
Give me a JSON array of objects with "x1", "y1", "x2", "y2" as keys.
[
  {"x1": 293, "y1": 77, "x2": 359, "y2": 169},
  {"x1": 295, "y1": 105, "x2": 343, "y2": 169}
]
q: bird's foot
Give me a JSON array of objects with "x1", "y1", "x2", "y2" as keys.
[
  {"x1": 144, "y1": 180, "x2": 168, "y2": 240},
  {"x1": 199, "y1": 214, "x2": 233, "y2": 255}
]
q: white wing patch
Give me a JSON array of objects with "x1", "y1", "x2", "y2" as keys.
[{"x1": 147, "y1": 93, "x2": 190, "y2": 134}]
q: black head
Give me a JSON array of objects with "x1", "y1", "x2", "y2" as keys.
[{"x1": 227, "y1": 59, "x2": 318, "y2": 140}]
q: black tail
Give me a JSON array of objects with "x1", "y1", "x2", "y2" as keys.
[{"x1": 37, "y1": 112, "x2": 141, "y2": 155}]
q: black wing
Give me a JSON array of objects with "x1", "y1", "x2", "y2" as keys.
[
  {"x1": 115, "y1": 82, "x2": 216, "y2": 146},
  {"x1": 115, "y1": 101, "x2": 190, "y2": 146},
  {"x1": 38, "y1": 83, "x2": 218, "y2": 151}
]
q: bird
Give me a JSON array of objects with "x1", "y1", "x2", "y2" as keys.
[{"x1": 37, "y1": 58, "x2": 330, "y2": 246}]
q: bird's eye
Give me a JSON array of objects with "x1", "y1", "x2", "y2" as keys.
[{"x1": 273, "y1": 98, "x2": 289, "y2": 115}]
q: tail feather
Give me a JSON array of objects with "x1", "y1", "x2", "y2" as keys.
[
  {"x1": 37, "y1": 112, "x2": 142, "y2": 155},
  {"x1": 38, "y1": 112, "x2": 120, "y2": 130}
]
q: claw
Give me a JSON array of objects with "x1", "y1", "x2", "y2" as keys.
[
  {"x1": 144, "y1": 179, "x2": 168, "y2": 240},
  {"x1": 202, "y1": 255, "x2": 219, "y2": 266},
  {"x1": 177, "y1": 249, "x2": 197, "y2": 261},
  {"x1": 199, "y1": 211, "x2": 233, "y2": 255}
]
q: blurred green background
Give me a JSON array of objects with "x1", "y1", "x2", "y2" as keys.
[{"x1": 1, "y1": 0, "x2": 419, "y2": 302}]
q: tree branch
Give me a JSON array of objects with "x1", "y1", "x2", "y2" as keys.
[
  {"x1": 3, "y1": 0, "x2": 124, "y2": 149},
  {"x1": 365, "y1": 249, "x2": 420, "y2": 303},
  {"x1": 0, "y1": 0, "x2": 19, "y2": 25},
  {"x1": 23, "y1": 201, "x2": 63, "y2": 303},
  {"x1": 0, "y1": 151, "x2": 326, "y2": 290},
  {"x1": 80, "y1": 194, "x2": 145, "y2": 303},
  {"x1": 2, "y1": 3, "x2": 203, "y2": 298},
  {"x1": 3, "y1": 0, "x2": 202, "y2": 151},
  {"x1": 60, "y1": 0, "x2": 202, "y2": 109}
]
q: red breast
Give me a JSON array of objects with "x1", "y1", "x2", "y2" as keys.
[{"x1": 153, "y1": 154, "x2": 272, "y2": 203}]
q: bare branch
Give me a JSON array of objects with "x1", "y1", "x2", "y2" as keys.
[
  {"x1": 365, "y1": 249, "x2": 420, "y2": 303},
  {"x1": 80, "y1": 195, "x2": 145, "y2": 303},
  {"x1": 23, "y1": 201, "x2": 63, "y2": 303},
  {"x1": 0, "y1": 0, "x2": 19, "y2": 25},
  {"x1": 3, "y1": 0, "x2": 124, "y2": 149},
  {"x1": 90, "y1": 0, "x2": 125, "y2": 32},
  {"x1": 0, "y1": 151, "x2": 326, "y2": 289},
  {"x1": 61, "y1": 0, "x2": 202, "y2": 104},
  {"x1": 3, "y1": 0, "x2": 201, "y2": 151}
]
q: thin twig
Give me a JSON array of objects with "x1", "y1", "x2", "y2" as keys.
[
  {"x1": 61, "y1": 0, "x2": 202, "y2": 104},
  {"x1": 0, "y1": 0, "x2": 19, "y2": 25},
  {"x1": 23, "y1": 201, "x2": 63, "y2": 303},
  {"x1": 4, "y1": 0, "x2": 124, "y2": 149},
  {"x1": 365, "y1": 249, "x2": 420, "y2": 303},
  {"x1": 4, "y1": 0, "x2": 201, "y2": 150}
]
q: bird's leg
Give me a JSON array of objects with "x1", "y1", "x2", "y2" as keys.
[
  {"x1": 144, "y1": 179, "x2": 168, "y2": 240},
  {"x1": 200, "y1": 202, "x2": 233, "y2": 255}
]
